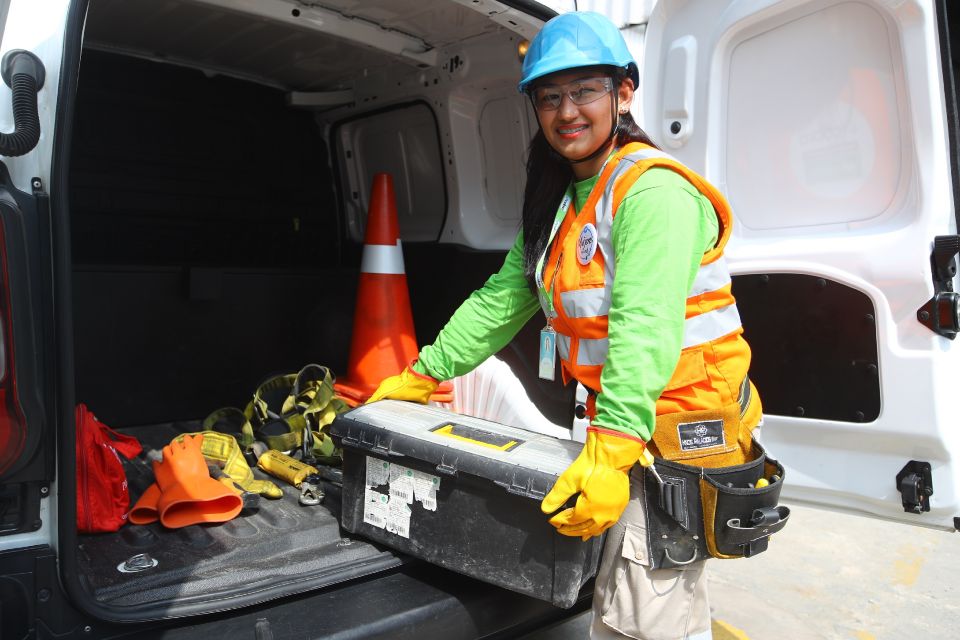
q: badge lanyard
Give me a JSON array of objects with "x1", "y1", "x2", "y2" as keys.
[
  {"x1": 535, "y1": 189, "x2": 574, "y2": 316},
  {"x1": 535, "y1": 155, "x2": 616, "y2": 381},
  {"x1": 536, "y1": 189, "x2": 573, "y2": 381}
]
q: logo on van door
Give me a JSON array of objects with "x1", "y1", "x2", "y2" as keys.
[{"x1": 677, "y1": 420, "x2": 725, "y2": 451}]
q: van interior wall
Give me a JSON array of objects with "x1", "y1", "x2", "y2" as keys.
[{"x1": 68, "y1": 50, "x2": 514, "y2": 427}]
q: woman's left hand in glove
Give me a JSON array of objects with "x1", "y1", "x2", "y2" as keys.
[{"x1": 540, "y1": 428, "x2": 648, "y2": 540}]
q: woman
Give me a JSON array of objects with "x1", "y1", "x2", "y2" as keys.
[{"x1": 369, "y1": 11, "x2": 761, "y2": 640}]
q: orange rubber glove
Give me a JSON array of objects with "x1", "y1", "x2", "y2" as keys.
[
  {"x1": 541, "y1": 428, "x2": 647, "y2": 540},
  {"x1": 367, "y1": 361, "x2": 440, "y2": 404},
  {"x1": 154, "y1": 433, "x2": 243, "y2": 528},
  {"x1": 129, "y1": 483, "x2": 161, "y2": 525}
]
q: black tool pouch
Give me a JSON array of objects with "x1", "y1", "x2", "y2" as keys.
[{"x1": 642, "y1": 441, "x2": 789, "y2": 570}]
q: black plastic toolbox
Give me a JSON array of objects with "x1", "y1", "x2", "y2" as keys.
[{"x1": 329, "y1": 400, "x2": 603, "y2": 608}]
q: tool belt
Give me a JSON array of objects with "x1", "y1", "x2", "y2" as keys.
[{"x1": 642, "y1": 379, "x2": 790, "y2": 570}]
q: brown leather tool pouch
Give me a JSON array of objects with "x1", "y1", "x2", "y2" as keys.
[{"x1": 642, "y1": 439, "x2": 789, "y2": 570}]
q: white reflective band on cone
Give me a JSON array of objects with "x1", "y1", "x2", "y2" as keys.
[{"x1": 360, "y1": 241, "x2": 405, "y2": 275}]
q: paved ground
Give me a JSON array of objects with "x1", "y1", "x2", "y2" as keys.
[{"x1": 523, "y1": 501, "x2": 958, "y2": 639}]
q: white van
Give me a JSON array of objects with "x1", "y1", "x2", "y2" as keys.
[{"x1": 0, "y1": 0, "x2": 956, "y2": 637}]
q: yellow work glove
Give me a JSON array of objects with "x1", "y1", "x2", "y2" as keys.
[
  {"x1": 541, "y1": 429, "x2": 649, "y2": 540},
  {"x1": 367, "y1": 362, "x2": 440, "y2": 404}
]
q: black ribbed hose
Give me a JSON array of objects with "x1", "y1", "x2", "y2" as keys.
[{"x1": 0, "y1": 50, "x2": 45, "y2": 158}]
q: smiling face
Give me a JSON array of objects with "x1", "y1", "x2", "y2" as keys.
[{"x1": 532, "y1": 67, "x2": 634, "y2": 180}]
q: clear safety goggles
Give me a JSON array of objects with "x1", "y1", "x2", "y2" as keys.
[{"x1": 531, "y1": 76, "x2": 613, "y2": 111}]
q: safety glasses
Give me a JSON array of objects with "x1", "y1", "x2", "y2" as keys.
[{"x1": 531, "y1": 76, "x2": 613, "y2": 111}]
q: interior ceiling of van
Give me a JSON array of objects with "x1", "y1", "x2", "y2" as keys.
[{"x1": 84, "y1": 0, "x2": 513, "y2": 91}]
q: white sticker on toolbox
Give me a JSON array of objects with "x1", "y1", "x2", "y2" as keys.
[
  {"x1": 386, "y1": 499, "x2": 412, "y2": 538},
  {"x1": 390, "y1": 478, "x2": 414, "y2": 505},
  {"x1": 413, "y1": 470, "x2": 440, "y2": 500},
  {"x1": 366, "y1": 457, "x2": 390, "y2": 486},
  {"x1": 388, "y1": 466, "x2": 414, "y2": 504},
  {"x1": 363, "y1": 488, "x2": 389, "y2": 529},
  {"x1": 421, "y1": 493, "x2": 437, "y2": 511},
  {"x1": 364, "y1": 457, "x2": 441, "y2": 513}
]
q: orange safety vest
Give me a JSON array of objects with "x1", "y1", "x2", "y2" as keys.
[{"x1": 541, "y1": 143, "x2": 761, "y2": 466}]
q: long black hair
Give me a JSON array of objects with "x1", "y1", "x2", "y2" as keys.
[{"x1": 521, "y1": 72, "x2": 659, "y2": 289}]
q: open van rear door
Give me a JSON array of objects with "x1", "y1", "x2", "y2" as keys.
[
  {"x1": 0, "y1": 0, "x2": 69, "y2": 538},
  {"x1": 642, "y1": 0, "x2": 960, "y2": 530}
]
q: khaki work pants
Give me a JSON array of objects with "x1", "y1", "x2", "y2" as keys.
[{"x1": 590, "y1": 466, "x2": 712, "y2": 640}]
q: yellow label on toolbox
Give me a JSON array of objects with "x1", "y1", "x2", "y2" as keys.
[{"x1": 432, "y1": 423, "x2": 523, "y2": 452}]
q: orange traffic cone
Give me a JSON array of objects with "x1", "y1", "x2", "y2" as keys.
[{"x1": 335, "y1": 173, "x2": 452, "y2": 405}]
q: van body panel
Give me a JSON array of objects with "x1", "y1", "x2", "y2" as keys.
[
  {"x1": 0, "y1": 0, "x2": 69, "y2": 548},
  {"x1": 0, "y1": 0, "x2": 70, "y2": 193},
  {"x1": 0, "y1": 0, "x2": 589, "y2": 632},
  {"x1": 4, "y1": 0, "x2": 957, "y2": 634},
  {"x1": 644, "y1": 0, "x2": 960, "y2": 529},
  {"x1": 337, "y1": 102, "x2": 447, "y2": 243}
]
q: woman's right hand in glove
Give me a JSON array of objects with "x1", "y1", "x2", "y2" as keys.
[{"x1": 540, "y1": 427, "x2": 647, "y2": 540}]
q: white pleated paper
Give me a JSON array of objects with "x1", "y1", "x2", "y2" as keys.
[{"x1": 431, "y1": 356, "x2": 572, "y2": 440}]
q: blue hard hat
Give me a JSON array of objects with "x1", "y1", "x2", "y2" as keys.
[{"x1": 518, "y1": 11, "x2": 638, "y2": 94}]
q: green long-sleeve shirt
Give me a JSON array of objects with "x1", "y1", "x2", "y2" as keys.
[{"x1": 414, "y1": 166, "x2": 718, "y2": 442}]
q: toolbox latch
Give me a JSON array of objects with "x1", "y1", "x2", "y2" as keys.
[
  {"x1": 494, "y1": 481, "x2": 536, "y2": 499},
  {"x1": 437, "y1": 460, "x2": 457, "y2": 476},
  {"x1": 494, "y1": 477, "x2": 547, "y2": 500}
]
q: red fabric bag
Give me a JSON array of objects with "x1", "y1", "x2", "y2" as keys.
[{"x1": 76, "y1": 403, "x2": 142, "y2": 533}]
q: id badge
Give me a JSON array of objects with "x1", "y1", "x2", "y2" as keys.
[{"x1": 538, "y1": 325, "x2": 557, "y2": 381}]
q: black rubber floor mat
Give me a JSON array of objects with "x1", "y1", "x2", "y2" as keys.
[{"x1": 75, "y1": 421, "x2": 402, "y2": 611}]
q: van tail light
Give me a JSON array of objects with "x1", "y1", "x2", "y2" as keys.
[{"x1": 0, "y1": 218, "x2": 26, "y2": 478}]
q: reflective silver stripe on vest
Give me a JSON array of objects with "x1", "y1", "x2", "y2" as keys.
[
  {"x1": 689, "y1": 257, "x2": 732, "y2": 296},
  {"x1": 593, "y1": 178, "x2": 618, "y2": 283},
  {"x1": 360, "y1": 240, "x2": 405, "y2": 275},
  {"x1": 560, "y1": 288, "x2": 611, "y2": 318},
  {"x1": 577, "y1": 337, "x2": 609, "y2": 366},
  {"x1": 560, "y1": 147, "x2": 743, "y2": 368},
  {"x1": 682, "y1": 303, "x2": 742, "y2": 349},
  {"x1": 595, "y1": 191, "x2": 616, "y2": 285},
  {"x1": 594, "y1": 153, "x2": 664, "y2": 282},
  {"x1": 582, "y1": 149, "x2": 687, "y2": 325},
  {"x1": 595, "y1": 157, "x2": 639, "y2": 232},
  {"x1": 622, "y1": 148, "x2": 681, "y2": 165}
]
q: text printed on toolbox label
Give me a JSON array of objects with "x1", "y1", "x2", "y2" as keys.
[{"x1": 363, "y1": 456, "x2": 440, "y2": 538}]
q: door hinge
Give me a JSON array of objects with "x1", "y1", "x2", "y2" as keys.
[
  {"x1": 896, "y1": 461, "x2": 933, "y2": 514},
  {"x1": 917, "y1": 235, "x2": 960, "y2": 339}
]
